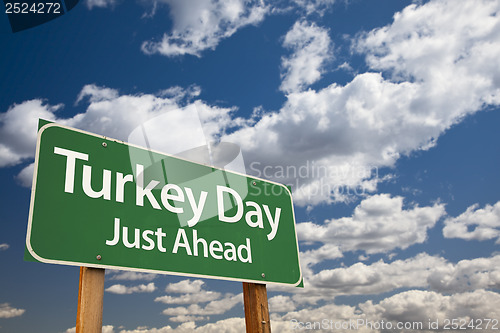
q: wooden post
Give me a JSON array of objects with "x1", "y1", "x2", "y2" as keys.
[
  {"x1": 242, "y1": 282, "x2": 271, "y2": 333},
  {"x1": 76, "y1": 267, "x2": 105, "y2": 333}
]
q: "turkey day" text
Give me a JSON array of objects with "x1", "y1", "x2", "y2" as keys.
[{"x1": 53, "y1": 147, "x2": 284, "y2": 263}]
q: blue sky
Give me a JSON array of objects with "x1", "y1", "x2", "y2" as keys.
[{"x1": 1, "y1": 0, "x2": 500, "y2": 332}]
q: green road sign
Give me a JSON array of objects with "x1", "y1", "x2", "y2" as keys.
[{"x1": 26, "y1": 121, "x2": 302, "y2": 286}]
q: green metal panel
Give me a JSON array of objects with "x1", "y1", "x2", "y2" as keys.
[{"x1": 26, "y1": 121, "x2": 302, "y2": 287}]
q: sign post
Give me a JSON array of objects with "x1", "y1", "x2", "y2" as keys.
[
  {"x1": 243, "y1": 282, "x2": 271, "y2": 333},
  {"x1": 76, "y1": 267, "x2": 105, "y2": 333}
]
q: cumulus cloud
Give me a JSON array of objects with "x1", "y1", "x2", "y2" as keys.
[
  {"x1": 280, "y1": 21, "x2": 332, "y2": 93},
  {"x1": 282, "y1": 254, "x2": 500, "y2": 306},
  {"x1": 158, "y1": 85, "x2": 201, "y2": 103},
  {"x1": 0, "y1": 303, "x2": 25, "y2": 318},
  {"x1": 15, "y1": 163, "x2": 34, "y2": 187},
  {"x1": 162, "y1": 293, "x2": 243, "y2": 322},
  {"x1": 298, "y1": 243, "x2": 343, "y2": 279},
  {"x1": 107, "y1": 271, "x2": 158, "y2": 281},
  {"x1": 427, "y1": 255, "x2": 500, "y2": 293},
  {"x1": 356, "y1": 0, "x2": 500, "y2": 98},
  {"x1": 360, "y1": 289, "x2": 500, "y2": 332},
  {"x1": 75, "y1": 84, "x2": 119, "y2": 104},
  {"x1": 154, "y1": 279, "x2": 240, "y2": 322},
  {"x1": 110, "y1": 288, "x2": 500, "y2": 332},
  {"x1": 300, "y1": 243, "x2": 343, "y2": 266},
  {"x1": 268, "y1": 295, "x2": 296, "y2": 313},
  {"x1": 64, "y1": 325, "x2": 115, "y2": 333},
  {"x1": 3, "y1": 1, "x2": 500, "y2": 208},
  {"x1": 443, "y1": 201, "x2": 500, "y2": 243},
  {"x1": 275, "y1": 303, "x2": 372, "y2": 333},
  {"x1": 118, "y1": 318, "x2": 245, "y2": 333},
  {"x1": 164, "y1": 279, "x2": 205, "y2": 294},
  {"x1": 306, "y1": 253, "x2": 445, "y2": 297},
  {"x1": 292, "y1": 0, "x2": 336, "y2": 16},
  {"x1": 267, "y1": 289, "x2": 500, "y2": 333},
  {"x1": 155, "y1": 291, "x2": 221, "y2": 305},
  {"x1": 225, "y1": 0, "x2": 500, "y2": 205},
  {"x1": 0, "y1": 84, "x2": 239, "y2": 186},
  {"x1": 64, "y1": 84, "x2": 181, "y2": 141},
  {"x1": 0, "y1": 85, "x2": 169, "y2": 171},
  {"x1": 0, "y1": 100, "x2": 59, "y2": 167},
  {"x1": 297, "y1": 194, "x2": 445, "y2": 254},
  {"x1": 105, "y1": 282, "x2": 156, "y2": 294},
  {"x1": 141, "y1": 0, "x2": 269, "y2": 57}
]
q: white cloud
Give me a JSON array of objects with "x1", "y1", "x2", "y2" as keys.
[
  {"x1": 0, "y1": 303, "x2": 25, "y2": 318},
  {"x1": 15, "y1": 162, "x2": 34, "y2": 187},
  {"x1": 306, "y1": 253, "x2": 445, "y2": 297},
  {"x1": 69, "y1": 288, "x2": 500, "y2": 332},
  {"x1": 155, "y1": 280, "x2": 239, "y2": 323},
  {"x1": 78, "y1": 288, "x2": 500, "y2": 332},
  {"x1": 0, "y1": 86, "x2": 168, "y2": 170},
  {"x1": 268, "y1": 295, "x2": 296, "y2": 313},
  {"x1": 360, "y1": 289, "x2": 500, "y2": 331},
  {"x1": 155, "y1": 291, "x2": 221, "y2": 305},
  {"x1": 267, "y1": 289, "x2": 500, "y2": 333},
  {"x1": 0, "y1": 243, "x2": 9, "y2": 251},
  {"x1": 275, "y1": 302, "x2": 370, "y2": 333},
  {"x1": 3, "y1": 1, "x2": 500, "y2": 208},
  {"x1": 164, "y1": 279, "x2": 205, "y2": 294},
  {"x1": 119, "y1": 318, "x2": 245, "y2": 333},
  {"x1": 75, "y1": 84, "x2": 119, "y2": 104},
  {"x1": 105, "y1": 282, "x2": 156, "y2": 294},
  {"x1": 107, "y1": 271, "x2": 158, "y2": 281},
  {"x1": 356, "y1": 0, "x2": 500, "y2": 98},
  {"x1": 282, "y1": 253, "x2": 500, "y2": 306},
  {"x1": 297, "y1": 194, "x2": 445, "y2": 254},
  {"x1": 158, "y1": 85, "x2": 201, "y2": 103},
  {"x1": 0, "y1": 84, "x2": 239, "y2": 186},
  {"x1": 292, "y1": 0, "x2": 336, "y2": 16},
  {"x1": 0, "y1": 100, "x2": 59, "y2": 167},
  {"x1": 85, "y1": 0, "x2": 116, "y2": 10},
  {"x1": 443, "y1": 201, "x2": 500, "y2": 243},
  {"x1": 298, "y1": 243, "x2": 343, "y2": 279},
  {"x1": 64, "y1": 325, "x2": 114, "y2": 333},
  {"x1": 300, "y1": 243, "x2": 343, "y2": 265},
  {"x1": 225, "y1": 0, "x2": 500, "y2": 206},
  {"x1": 427, "y1": 255, "x2": 500, "y2": 293},
  {"x1": 63, "y1": 84, "x2": 182, "y2": 141},
  {"x1": 280, "y1": 21, "x2": 332, "y2": 93},
  {"x1": 169, "y1": 315, "x2": 209, "y2": 323},
  {"x1": 162, "y1": 293, "x2": 243, "y2": 321},
  {"x1": 141, "y1": 0, "x2": 269, "y2": 57},
  {"x1": 103, "y1": 325, "x2": 116, "y2": 333}
]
